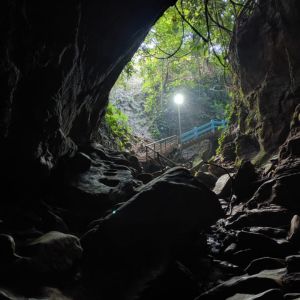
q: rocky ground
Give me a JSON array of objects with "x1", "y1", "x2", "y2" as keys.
[{"x1": 0, "y1": 131, "x2": 299, "y2": 300}]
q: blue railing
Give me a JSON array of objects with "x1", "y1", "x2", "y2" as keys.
[{"x1": 181, "y1": 119, "x2": 227, "y2": 144}]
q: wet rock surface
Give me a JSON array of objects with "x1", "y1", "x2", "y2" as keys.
[
  {"x1": 81, "y1": 166, "x2": 223, "y2": 299},
  {"x1": 0, "y1": 148, "x2": 299, "y2": 300}
]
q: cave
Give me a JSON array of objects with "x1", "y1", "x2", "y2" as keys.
[{"x1": 0, "y1": 0, "x2": 299, "y2": 299}]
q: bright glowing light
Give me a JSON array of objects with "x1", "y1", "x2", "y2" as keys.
[{"x1": 174, "y1": 93, "x2": 184, "y2": 105}]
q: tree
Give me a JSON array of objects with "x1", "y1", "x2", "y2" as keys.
[{"x1": 109, "y1": 0, "x2": 252, "y2": 139}]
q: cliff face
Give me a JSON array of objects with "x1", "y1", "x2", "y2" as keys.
[
  {"x1": 0, "y1": 0, "x2": 175, "y2": 178},
  {"x1": 226, "y1": 0, "x2": 300, "y2": 162}
]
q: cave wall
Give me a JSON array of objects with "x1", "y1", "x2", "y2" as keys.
[
  {"x1": 0, "y1": 0, "x2": 175, "y2": 176},
  {"x1": 228, "y1": 0, "x2": 300, "y2": 161}
]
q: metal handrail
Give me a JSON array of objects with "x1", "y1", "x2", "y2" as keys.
[
  {"x1": 145, "y1": 135, "x2": 177, "y2": 148},
  {"x1": 181, "y1": 119, "x2": 227, "y2": 144},
  {"x1": 144, "y1": 119, "x2": 227, "y2": 163}
]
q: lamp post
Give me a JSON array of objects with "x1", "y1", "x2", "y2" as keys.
[{"x1": 174, "y1": 93, "x2": 184, "y2": 149}]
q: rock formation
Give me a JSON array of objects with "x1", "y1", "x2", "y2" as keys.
[
  {"x1": 221, "y1": 0, "x2": 300, "y2": 162},
  {"x1": 0, "y1": 0, "x2": 299, "y2": 299}
]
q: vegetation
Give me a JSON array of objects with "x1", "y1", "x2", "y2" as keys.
[
  {"x1": 108, "y1": 0, "x2": 253, "y2": 142},
  {"x1": 104, "y1": 103, "x2": 132, "y2": 150}
]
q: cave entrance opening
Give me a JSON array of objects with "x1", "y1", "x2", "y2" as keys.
[{"x1": 101, "y1": 0, "x2": 247, "y2": 164}]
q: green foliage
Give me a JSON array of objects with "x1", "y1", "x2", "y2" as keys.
[
  {"x1": 104, "y1": 104, "x2": 132, "y2": 150},
  {"x1": 109, "y1": 0, "x2": 251, "y2": 142}
]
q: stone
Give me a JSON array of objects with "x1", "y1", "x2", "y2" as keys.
[
  {"x1": 0, "y1": 290, "x2": 13, "y2": 300},
  {"x1": 229, "y1": 0, "x2": 300, "y2": 155},
  {"x1": 249, "y1": 227, "x2": 288, "y2": 239},
  {"x1": 81, "y1": 167, "x2": 223, "y2": 300},
  {"x1": 26, "y1": 231, "x2": 82, "y2": 273},
  {"x1": 224, "y1": 243, "x2": 238, "y2": 256},
  {"x1": 0, "y1": 235, "x2": 18, "y2": 264},
  {"x1": 284, "y1": 293, "x2": 300, "y2": 299},
  {"x1": 51, "y1": 146, "x2": 143, "y2": 232},
  {"x1": 221, "y1": 142, "x2": 237, "y2": 163},
  {"x1": 195, "y1": 172, "x2": 218, "y2": 189},
  {"x1": 279, "y1": 126, "x2": 300, "y2": 160},
  {"x1": 272, "y1": 173, "x2": 300, "y2": 211},
  {"x1": 227, "y1": 289, "x2": 283, "y2": 300},
  {"x1": 248, "y1": 289, "x2": 283, "y2": 300},
  {"x1": 236, "y1": 231, "x2": 290, "y2": 258},
  {"x1": 235, "y1": 135, "x2": 260, "y2": 162},
  {"x1": 226, "y1": 207, "x2": 292, "y2": 230},
  {"x1": 282, "y1": 273, "x2": 300, "y2": 293},
  {"x1": 245, "y1": 257, "x2": 286, "y2": 275},
  {"x1": 288, "y1": 215, "x2": 300, "y2": 244},
  {"x1": 233, "y1": 161, "x2": 260, "y2": 200},
  {"x1": 286, "y1": 255, "x2": 300, "y2": 273},
  {"x1": 0, "y1": 0, "x2": 175, "y2": 186},
  {"x1": 230, "y1": 249, "x2": 258, "y2": 268},
  {"x1": 213, "y1": 173, "x2": 234, "y2": 198},
  {"x1": 195, "y1": 269, "x2": 285, "y2": 299},
  {"x1": 122, "y1": 152, "x2": 143, "y2": 173}
]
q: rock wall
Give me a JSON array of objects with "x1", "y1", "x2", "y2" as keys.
[
  {"x1": 0, "y1": 0, "x2": 175, "y2": 178},
  {"x1": 225, "y1": 0, "x2": 300, "y2": 162}
]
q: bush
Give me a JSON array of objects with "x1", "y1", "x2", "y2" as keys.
[{"x1": 104, "y1": 104, "x2": 132, "y2": 150}]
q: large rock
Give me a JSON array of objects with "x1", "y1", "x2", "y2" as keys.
[
  {"x1": 50, "y1": 144, "x2": 143, "y2": 232},
  {"x1": 245, "y1": 257, "x2": 286, "y2": 275},
  {"x1": 233, "y1": 161, "x2": 260, "y2": 201},
  {"x1": 195, "y1": 269, "x2": 285, "y2": 299},
  {"x1": 213, "y1": 173, "x2": 234, "y2": 198},
  {"x1": 81, "y1": 167, "x2": 223, "y2": 300},
  {"x1": 25, "y1": 231, "x2": 82, "y2": 273},
  {"x1": 0, "y1": 0, "x2": 175, "y2": 191},
  {"x1": 226, "y1": 207, "x2": 293, "y2": 230},
  {"x1": 227, "y1": 289, "x2": 283, "y2": 300},
  {"x1": 229, "y1": 0, "x2": 300, "y2": 156},
  {"x1": 286, "y1": 255, "x2": 300, "y2": 273}
]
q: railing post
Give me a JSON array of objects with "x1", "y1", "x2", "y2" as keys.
[
  {"x1": 146, "y1": 146, "x2": 148, "y2": 161},
  {"x1": 211, "y1": 120, "x2": 215, "y2": 133},
  {"x1": 193, "y1": 127, "x2": 197, "y2": 139}
]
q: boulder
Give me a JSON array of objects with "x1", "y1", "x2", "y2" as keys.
[
  {"x1": 245, "y1": 257, "x2": 286, "y2": 275},
  {"x1": 284, "y1": 293, "x2": 300, "y2": 299},
  {"x1": 249, "y1": 227, "x2": 288, "y2": 239},
  {"x1": 226, "y1": 207, "x2": 292, "y2": 230},
  {"x1": 195, "y1": 269, "x2": 285, "y2": 299},
  {"x1": 230, "y1": 249, "x2": 258, "y2": 268},
  {"x1": 0, "y1": 290, "x2": 13, "y2": 300},
  {"x1": 282, "y1": 273, "x2": 300, "y2": 293},
  {"x1": 51, "y1": 146, "x2": 143, "y2": 232},
  {"x1": 81, "y1": 167, "x2": 223, "y2": 300},
  {"x1": 286, "y1": 255, "x2": 300, "y2": 273},
  {"x1": 25, "y1": 231, "x2": 82, "y2": 273},
  {"x1": 227, "y1": 289, "x2": 283, "y2": 300},
  {"x1": 0, "y1": 235, "x2": 18, "y2": 264},
  {"x1": 233, "y1": 161, "x2": 260, "y2": 201},
  {"x1": 287, "y1": 215, "x2": 300, "y2": 244},
  {"x1": 272, "y1": 173, "x2": 300, "y2": 211},
  {"x1": 213, "y1": 173, "x2": 234, "y2": 198},
  {"x1": 236, "y1": 231, "x2": 291, "y2": 258},
  {"x1": 195, "y1": 172, "x2": 218, "y2": 189}
]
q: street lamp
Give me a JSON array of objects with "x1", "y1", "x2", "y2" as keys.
[{"x1": 174, "y1": 93, "x2": 184, "y2": 148}]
